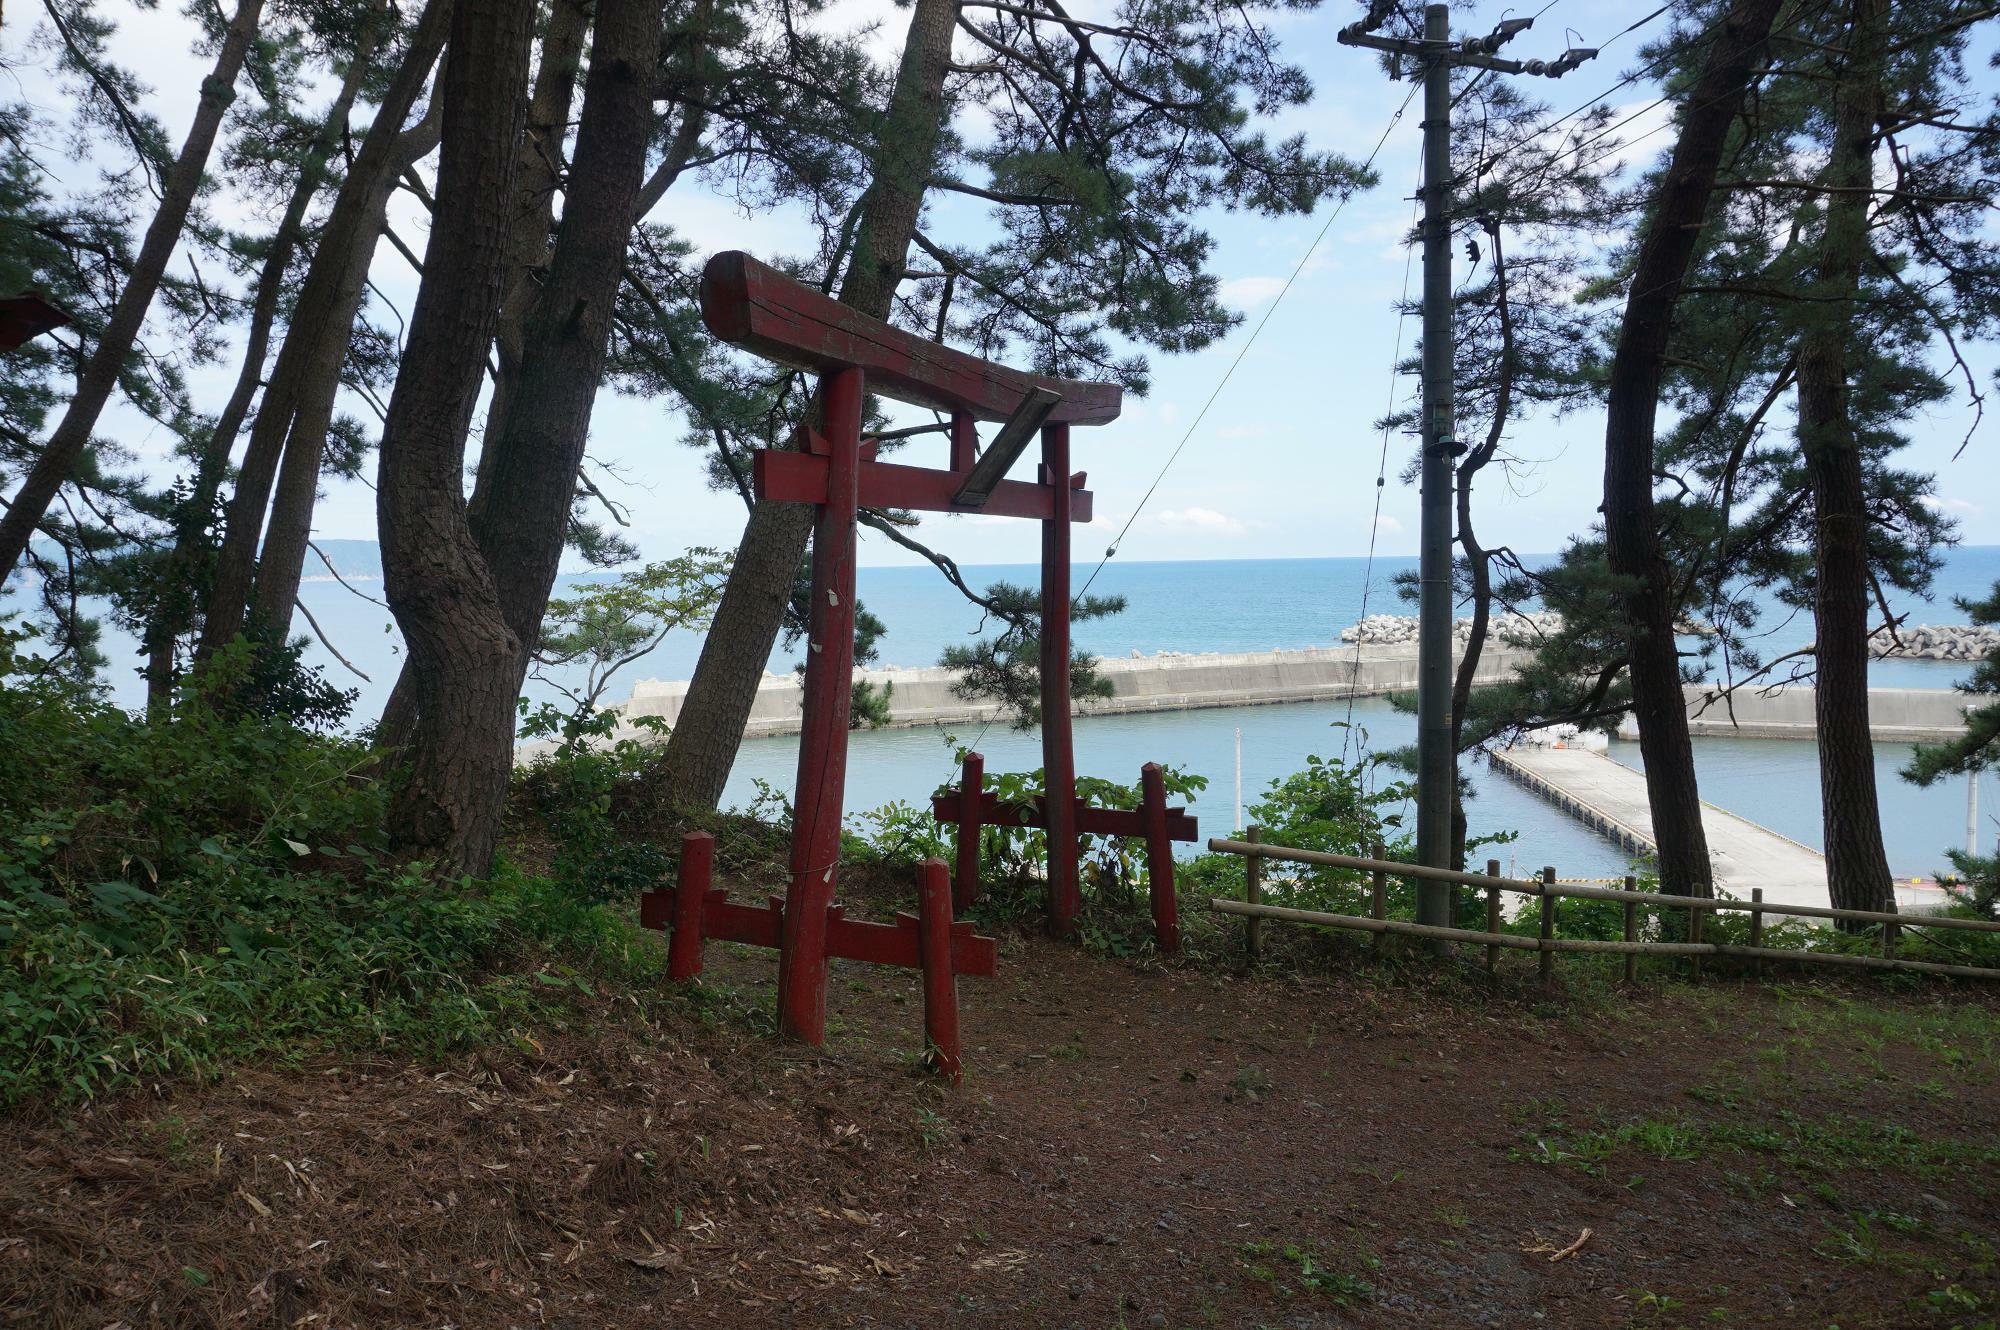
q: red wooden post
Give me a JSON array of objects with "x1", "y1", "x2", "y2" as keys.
[
  {"x1": 954, "y1": 750, "x2": 985, "y2": 913},
  {"x1": 776, "y1": 366, "x2": 866, "y2": 1044},
  {"x1": 668, "y1": 832, "x2": 714, "y2": 981},
  {"x1": 1040, "y1": 421, "x2": 1080, "y2": 937},
  {"x1": 916, "y1": 859, "x2": 963, "y2": 1082},
  {"x1": 1140, "y1": 763, "x2": 1180, "y2": 953}
]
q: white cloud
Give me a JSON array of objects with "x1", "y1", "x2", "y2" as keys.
[
  {"x1": 1153, "y1": 506, "x2": 1262, "y2": 535},
  {"x1": 1219, "y1": 275, "x2": 1287, "y2": 308},
  {"x1": 1372, "y1": 515, "x2": 1405, "y2": 535},
  {"x1": 1921, "y1": 495, "x2": 1981, "y2": 514}
]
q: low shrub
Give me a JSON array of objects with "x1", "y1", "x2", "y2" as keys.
[{"x1": 0, "y1": 675, "x2": 645, "y2": 1109}]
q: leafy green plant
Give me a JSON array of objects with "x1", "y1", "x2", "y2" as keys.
[
  {"x1": 0, "y1": 671, "x2": 647, "y2": 1108},
  {"x1": 515, "y1": 703, "x2": 674, "y2": 905},
  {"x1": 1180, "y1": 741, "x2": 1412, "y2": 918},
  {"x1": 530, "y1": 548, "x2": 732, "y2": 723}
]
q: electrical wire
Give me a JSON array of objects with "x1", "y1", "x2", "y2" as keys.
[
  {"x1": 1073, "y1": 78, "x2": 1424, "y2": 602},
  {"x1": 1341, "y1": 166, "x2": 1424, "y2": 768},
  {"x1": 1449, "y1": 1, "x2": 1683, "y2": 192}
]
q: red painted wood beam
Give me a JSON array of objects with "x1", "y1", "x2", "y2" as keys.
[
  {"x1": 929, "y1": 790, "x2": 1199, "y2": 841},
  {"x1": 700, "y1": 251, "x2": 1122, "y2": 426},
  {"x1": 953, "y1": 752, "x2": 984, "y2": 913},
  {"x1": 753, "y1": 450, "x2": 1094, "y2": 522},
  {"x1": 1141, "y1": 763, "x2": 1181, "y2": 955},
  {"x1": 643, "y1": 888, "x2": 996, "y2": 977},
  {"x1": 917, "y1": 860, "x2": 963, "y2": 1082},
  {"x1": 668, "y1": 832, "x2": 714, "y2": 979},
  {"x1": 825, "y1": 904, "x2": 998, "y2": 977},
  {"x1": 0, "y1": 293, "x2": 70, "y2": 351},
  {"x1": 777, "y1": 366, "x2": 865, "y2": 1044}
]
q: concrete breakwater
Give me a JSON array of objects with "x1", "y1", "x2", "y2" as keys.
[
  {"x1": 1874, "y1": 623, "x2": 1999, "y2": 662},
  {"x1": 1663, "y1": 684, "x2": 1972, "y2": 742},
  {"x1": 1346, "y1": 613, "x2": 1996, "y2": 663},
  {"x1": 609, "y1": 643, "x2": 1536, "y2": 741}
]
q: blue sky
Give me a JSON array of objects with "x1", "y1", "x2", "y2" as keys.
[{"x1": 6, "y1": 0, "x2": 1996, "y2": 573}]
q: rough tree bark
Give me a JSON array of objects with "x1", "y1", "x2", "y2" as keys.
[
  {"x1": 143, "y1": 25, "x2": 383, "y2": 708},
  {"x1": 1801, "y1": 0, "x2": 1895, "y2": 918},
  {"x1": 457, "y1": 0, "x2": 662, "y2": 693},
  {"x1": 196, "y1": 0, "x2": 451, "y2": 660},
  {"x1": 376, "y1": 0, "x2": 535, "y2": 877},
  {"x1": 0, "y1": 0, "x2": 267, "y2": 578},
  {"x1": 1601, "y1": 0, "x2": 1784, "y2": 900},
  {"x1": 474, "y1": 0, "x2": 593, "y2": 482},
  {"x1": 373, "y1": 0, "x2": 600, "y2": 753},
  {"x1": 1448, "y1": 219, "x2": 1514, "y2": 871},
  {"x1": 646, "y1": 0, "x2": 963, "y2": 811}
]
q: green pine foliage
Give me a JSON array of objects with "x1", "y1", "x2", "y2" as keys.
[
  {"x1": 939, "y1": 580, "x2": 1126, "y2": 728},
  {"x1": 1902, "y1": 580, "x2": 2000, "y2": 789}
]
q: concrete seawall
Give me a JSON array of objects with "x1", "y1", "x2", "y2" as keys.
[
  {"x1": 1627, "y1": 685, "x2": 1974, "y2": 743},
  {"x1": 611, "y1": 644, "x2": 1538, "y2": 741}
]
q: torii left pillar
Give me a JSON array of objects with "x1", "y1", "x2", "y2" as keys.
[{"x1": 775, "y1": 367, "x2": 865, "y2": 1042}]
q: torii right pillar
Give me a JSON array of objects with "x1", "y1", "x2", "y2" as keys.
[{"x1": 1040, "y1": 422, "x2": 1080, "y2": 937}]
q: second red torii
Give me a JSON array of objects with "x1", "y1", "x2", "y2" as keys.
[{"x1": 699, "y1": 250, "x2": 1124, "y2": 1044}]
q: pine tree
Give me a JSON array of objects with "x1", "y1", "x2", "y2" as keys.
[
  {"x1": 647, "y1": 0, "x2": 1376, "y2": 812},
  {"x1": 382, "y1": 0, "x2": 664, "y2": 874},
  {"x1": 376, "y1": 0, "x2": 538, "y2": 876},
  {"x1": 0, "y1": 0, "x2": 269, "y2": 577},
  {"x1": 196, "y1": 0, "x2": 451, "y2": 666}
]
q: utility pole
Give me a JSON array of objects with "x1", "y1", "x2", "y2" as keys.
[
  {"x1": 1414, "y1": 1, "x2": 1456, "y2": 928},
  {"x1": 1338, "y1": 3, "x2": 1595, "y2": 923}
]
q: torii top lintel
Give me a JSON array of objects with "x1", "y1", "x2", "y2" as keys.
[{"x1": 699, "y1": 251, "x2": 1123, "y2": 427}]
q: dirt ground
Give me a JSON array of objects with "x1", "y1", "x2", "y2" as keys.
[{"x1": 5, "y1": 924, "x2": 1998, "y2": 1330}]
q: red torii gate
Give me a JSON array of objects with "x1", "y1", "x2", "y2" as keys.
[{"x1": 700, "y1": 251, "x2": 1123, "y2": 1043}]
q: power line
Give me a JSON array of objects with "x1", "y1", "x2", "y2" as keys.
[
  {"x1": 1450, "y1": 2, "x2": 1682, "y2": 190},
  {"x1": 1075, "y1": 78, "x2": 1424, "y2": 601},
  {"x1": 1463, "y1": 0, "x2": 1843, "y2": 202},
  {"x1": 1341, "y1": 164, "x2": 1424, "y2": 767}
]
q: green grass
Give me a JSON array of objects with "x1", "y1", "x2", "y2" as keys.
[{"x1": 1512, "y1": 1104, "x2": 2000, "y2": 1185}]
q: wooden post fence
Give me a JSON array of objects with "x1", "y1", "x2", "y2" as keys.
[
  {"x1": 1537, "y1": 866, "x2": 1556, "y2": 988},
  {"x1": 1484, "y1": 859, "x2": 1502, "y2": 976},
  {"x1": 1370, "y1": 841, "x2": 1390, "y2": 959},
  {"x1": 1621, "y1": 875, "x2": 1638, "y2": 985},
  {"x1": 1750, "y1": 887, "x2": 1764, "y2": 980},
  {"x1": 1201, "y1": 837, "x2": 2000, "y2": 985},
  {"x1": 1244, "y1": 824, "x2": 1264, "y2": 961}
]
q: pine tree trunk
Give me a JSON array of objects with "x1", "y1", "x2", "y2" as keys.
[
  {"x1": 463, "y1": 0, "x2": 663, "y2": 686},
  {"x1": 646, "y1": 0, "x2": 962, "y2": 811},
  {"x1": 1602, "y1": 0, "x2": 1783, "y2": 900},
  {"x1": 0, "y1": 0, "x2": 266, "y2": 577},
  {"x1": 143, "y1": 27, "x2": 382, "y2": 709},
  {"x1": 377, "y1": 0, "x2": 535, "y2": 878},
  {"x1": 1802, "y1": 0, "x2": 1895, "y2": 919},
  {"x1": 197, "y1": 0, "x2": 450, "y2": 660},
  {"x1": 1448, "y1": 226, "x2": 1514, "y2": 873},
  {"x1": 373, "y1": 0, "x2": 671, "y2": 757},
  {"x1": 473, "y1": 0, "x2": 593, "y2": 482}
]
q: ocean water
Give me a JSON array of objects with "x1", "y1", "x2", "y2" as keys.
[
  {"x1": 31, "y1": 545, "x2": 2000, "y2": 877},
  {"x1": 54, "y1": 543, "x2": 1999, "y2": 718}
]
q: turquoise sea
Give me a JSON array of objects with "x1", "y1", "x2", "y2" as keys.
[{"x1": 44, "y1": 545, "x2": 2000, "y2": 879}]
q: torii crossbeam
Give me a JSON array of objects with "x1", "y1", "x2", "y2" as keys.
[{"x1": 700, "y1": 251, "x2": 1123, "y2": 1043}]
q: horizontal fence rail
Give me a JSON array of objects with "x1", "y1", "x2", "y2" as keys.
[{"x1": 1204, "y1": 836, "x2": 2000, "y2": 983}]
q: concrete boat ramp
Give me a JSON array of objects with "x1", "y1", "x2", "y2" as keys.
[{"x1": 1490, "y1": 745, "x2": 1937, "y2": 912}]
